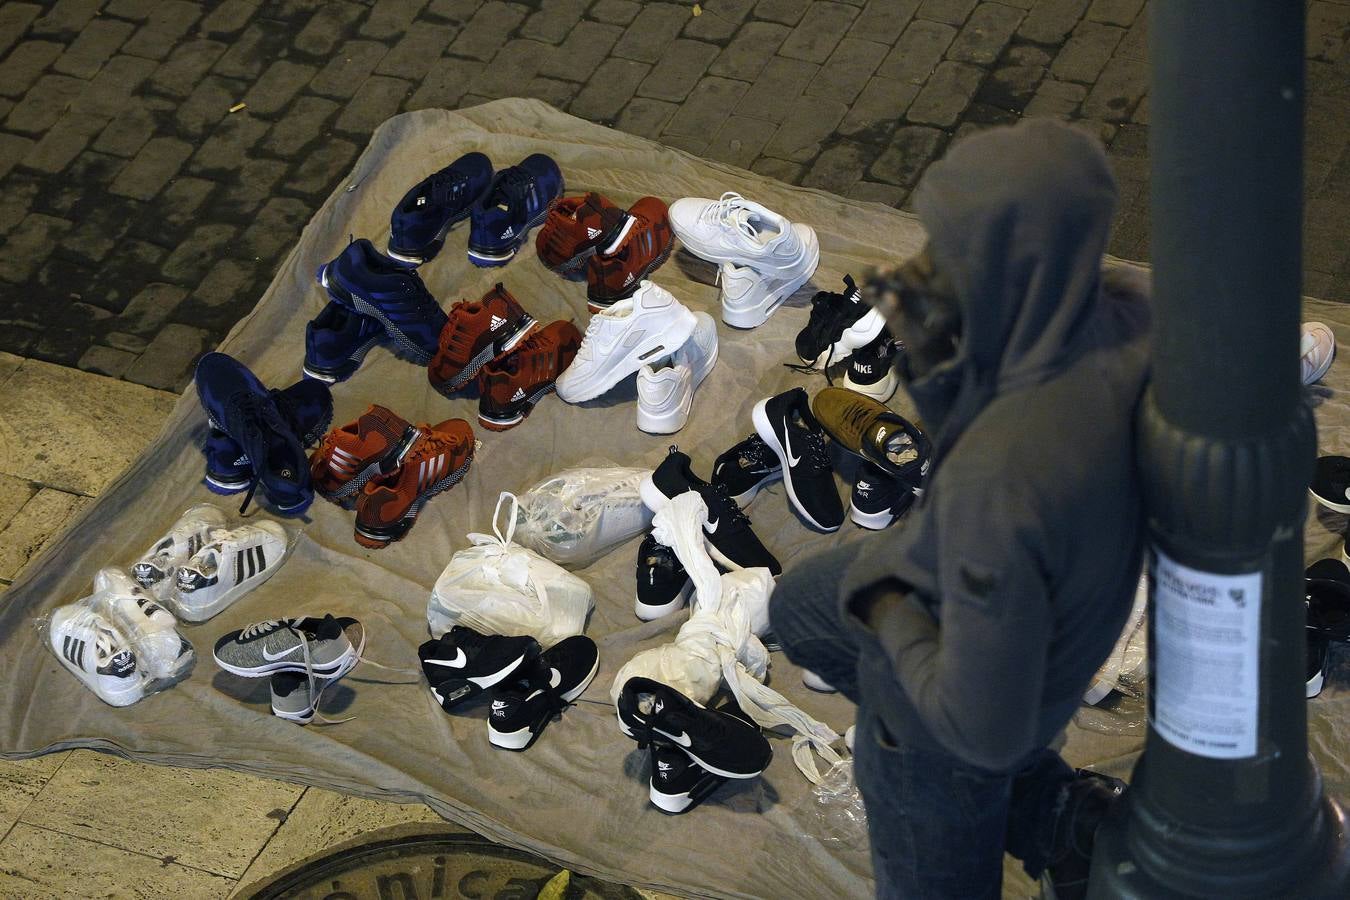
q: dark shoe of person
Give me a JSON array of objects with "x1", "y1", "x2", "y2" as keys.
[
  {"x1": 536, "y1": 192, "x2": 627, "y2": 274},
  {"x1": 303, "y1": 300, "x2": 385, "y2": 384},
  {"x1": 487, "y1": 635, "x2": 599, "y2": 751},
  {"x1": 1042, "y1": 770, "x2": 1128, "y2": 900},
  {"x1": 842, "y1": 329, "x2": 900, "y2": 402},
  {"x1": 419, "y1": 626, "x2": 542, "y2": 711},
  {"x1": 850, "y1": 460, "x2": 919, "y2": 530},
  {"x1": 387, "y1": 151, "x2": 494, "y2": 264},
  {"x1": 195, "y1": 352, "x2": 316, "y2": 515},
  {"x1": 636, "y1": 533, "x2": 692, "y2": 621},
  {"x1": 616, "y1": 676, "x2": 772, "y2": 779},
  {"x1": 468, "y1": 154, "x2": 564, "y2": 267},
  {"x1": 710, "y1": 433, "x2": 782, "y2": 508},
  {"x1": 752, "y1": 387, "x2": 845, "y2": 532},
  {"x1": 316, "y1": 238, "x2": 448, "y2": 365},
  {"x1": 354, "y1": 419, "x2": 474, "y2": 549},
  {"x1": 585, "y1": 196, "x2": 675, "y2": 312},
  {"x1": 1310, "y1": 455, "x2": 1350, "y2": 514},
  {"x1": 477, "y1": 320, "x2": 581, "y2": 431},
  {"x1": 428, "y1": 283, "x2": 539, "y2": 396},
  {"x1": 811, "y1": 386, "x2": 932, "y2": 485},
  {"x1": 640, "y1": 446, "x2": 781, "y2": 575},
  {"x1": 794, "y1": 274, "x2": 885, "y2": 369},
  {"x1": 309, "y1": 405, "x2": 419, "y2": 504}
]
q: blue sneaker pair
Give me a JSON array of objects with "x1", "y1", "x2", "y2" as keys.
[
  {"x1": 195, "y1": 353, "x2": 331, "y2": 516},
  {"x1": 303, "y1": 301, "x2": 385, "y2": 384},
  {"x1": 316, "y1": 239, "x2": 447, "y2": 366},
  {"x1": 388, "y1": 152, "x2": 562, "y2": 269}
]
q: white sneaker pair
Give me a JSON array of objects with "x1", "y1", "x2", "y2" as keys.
[
  {"x1": 636, "y1": 312, "x2": 719, "y2": 434},
  {"x1": 670, "y1": 192, "x2": 820, "y2": 328}
]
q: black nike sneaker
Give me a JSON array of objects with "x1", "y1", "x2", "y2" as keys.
[
  {"x1": 487, "y1": 635, "x2": 599, "y2": 751},
  {"x1": 711, "y1": 433, "x2": 783, "y2": 507},
  {"x1": 794, "y1": 274, "x2": 886, "y2": 369},
  {"x1": 751, "y1": 387, "x2": 845, "y2": 532},
  {"x1": 636, "y1": 534, "x2": 692, "y2": 621},
  {"x1": 419, "y1": 626, "x2": 541, "y2": 712},
  {"x1": 648, "y1": 699, "x2": 756, "y2": 813},
  {"x1": 850, "y1": 461, "x2": 919, "y2": 530},
  {"x1": 617, "y1": 676, "x2": 772, "y2": 779},
  {"x1": 640, "y1": 447, "x2": 781, "y2": 575},
  {"x1": 1311, "y1": 455, "x2": 1350, "y2": 514},
  {"x1": 842, "y1": 328, "x2": 900, "y2": 402}
]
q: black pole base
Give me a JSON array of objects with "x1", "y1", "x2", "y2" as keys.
[{"x1": 1089, "y1": 792, "x2": 1350, "y2": 899}]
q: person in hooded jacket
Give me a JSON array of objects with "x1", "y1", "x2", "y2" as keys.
[{"x1": 770, "y1": 118, "x2": 1151, "y2": 898}]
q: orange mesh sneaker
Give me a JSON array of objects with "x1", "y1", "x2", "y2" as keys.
[
  {"x1": 309, "y1": 405, "x2": 419, "y2": 505},
  {"x1": 535, "y1": 192, "x2": 627, "y2": 273},
  {"x1": 354, "y1": 419, "x2": 474, "y2": 549},
  {"x1": 427, "y1": 283, "x2": 537, "y2": 396},
  {"x1": 585, "y1": 196, "x2": 674, "y2": 313},
  {"x1": 478, "y1": 320, "x2": 583, "y2": 431}
]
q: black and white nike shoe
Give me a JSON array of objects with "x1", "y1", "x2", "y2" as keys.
[
  {"x1": 1311, "y1": 456, "x2": 1350, "y2": 514},
  {"x1": 419, "y1": 626, "x2": 541, "y2": 712},
  {"x1": 648, "y1": 700, "x2": 756, "y2": 813},
  {"x1": 850, "y1": 460, "x2": 919, "y2": 530},
  {"x1": 794, "y1": 274, "x2": 885, "y2": 369},
  {"x1": 842, "y1": 329, "x2": 900, "y2": 402},
  {"x1": 711, "y1": 433, "x2": 782, "y2": 507},
  {"x1": 752, "y1": 387, "x2": 845, "y2": 532},
  {"x1": 487, "y1": 635, "x2": 599, "y2": 751},
  {"x1": 640, "y1": 447, "x2": 781, "y2": 575},
  {"x1": 636, "y1": 534, "x2": 692, "y2": 621},
  {"x1": 616, "y1": 676, "x2": 772, "y2": 779}
]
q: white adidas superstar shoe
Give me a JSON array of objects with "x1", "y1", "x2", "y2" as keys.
[
  {"x1": 171, "y1": 521, "x2": 289, "y2": 622},
  {"x1": 670, "y1": 192, "x2": 814, "y2": 277},
  {"x1": 555, "y1": 281, "x2": 698, "y2": 403},
  {"x1": 49, "y1": 605, "x2": 145, "y2": 707},
  {"x1": 131, "y1": 503, "x2": 229, "y2": 598},
  {"x1": 717, "y1": 225, "x2": 819, "y2": 329},
  {"x1": 636, "y1": 312, "x2": 719, "y2": 433},
  {"x1": 93, "y1": 568, "x2": 193, "y2": 680}
]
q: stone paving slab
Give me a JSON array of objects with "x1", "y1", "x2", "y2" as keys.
[{"x1": 0, "y1": 0, "x2": 1343, "y2": 391}]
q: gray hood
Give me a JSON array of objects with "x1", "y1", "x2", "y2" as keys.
[{"x1": 907, "y1": 119, "x2": 1119, "y2": 453}]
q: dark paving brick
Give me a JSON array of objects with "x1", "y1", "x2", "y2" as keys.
[
  {"x1": 176, "y1": 74, "x2": 246, "y2": 137},
  {"x1": 540, "y1": 21, "x2": 624, "y2": 82},
  {"x1": 878, "y1": 19, "x2": 956, "y2": 84},
  {"x1": 906, "y1": 59, "x2": 984, "y2": 126},
  {"x1": 58, "y1": 197, "x2": 139, "y2": 264},
  {"x1": 750, "y1": 154, "x2": 804, "y2": 183},
  {"x1": 426, "y1": 0, "x2": 487, "y2": 22},
  {"x1": 219, "y1": 157, "x2": 289, "y2": 219},
  {"x1": 124, "y1": 323, "x2": 213, "y2": 391},
  {"x1": 406, "y1": 56, "x2": 477, "y2": 109},
  {"x1": 6, "y1": 75, "x2": 85, "y2": 135},
  {"x1": 261, "y1": 96, "x2": 340, "y2": 156},
  {"x1": 21, "y1": 111, "x2": 109, "y2": 175},
  {"x1": 1018, "y1": 0, "x2": 1090, "y2": 45},
  {"x1": 78, "y1": 344, "x2": 137, "y2": 379},
  {"x1": 667, "y1": 75, "x2": 751, "y2": 136},
  {"x1": 239, "y1": 196, "x2": 312, "y2": 259},
  {"x1": 870, "y1": 124, "x2": 946, "y2": 186},
  {"x1": 916, "y1": 0, "x2": 978, "y2": 26},
  {"x1": 735, "y1": 55, "x2": 817, "y2": 122},
  {"x1": 70, "y1": 55, "x2": 158, "y2": 118},
  {"x1": 1115, "y1": 9, "x2": 1147, "y2": 59},
  {"x1": 361, "y1": 0, "x2": 432, "y2": 40},
  {"x1": 947, "y1": 2, "x2": 1024, "y2": 65},
  {"x1": 215, "y1": 23, "x2": 289, "y2": 80},
  {"x1": 590, "y1": 0, "x2": 642, "y2": 25},
  {"x1": 525, "y1": 76, "x2": 579, "y2": 110},
  {"x1": 617, "y1": 96, "x2": 680, "y2": 139},
  {"x1": 1086, "y1": 0, "x2": 1143, "y2": 27},
  {"x1": 200, "y1": 0, "x2": 259, "y2": 38},
  {"x1": 0, "y1": 42, "x2": 65, "y2": 98},
  {"x1": 135, "y1": 175, "x2": 217, "y2": 245},
  {"x1": 161, "y1": 223, "x2": 239, "y2": 283},
  {"x1": 806, "y1": 37, "x2": 888, "y2": 102},
  {"x1": 53, "y1": 18, "x2": 135, "y2": 79},
  {"x1": 683, "y1": 0, "x2": 756, "y2": 42},
  {"x1": 110, "y1": 136, "x2": 195, "y2": 201},
  {"x1": 287, "y1": 138, "x2": 358, "y2": 195},
  {"x1": 638, "y1": 40, "x2": 721, "y2": 103},
  {"x1": 754, "y1": 0, "x2": 811, "y2": 26},
  {"x1": 1050, "y1": 20, "x2": 1124, "y2": 84},
  {"x1": 521, "y1": 0, "x2": 588, "y2": 43},
  {"x1": 470, "y1": 39, "x2": 549, "y2": 99},
  {"x1": 377, "y1": 24, "x2": 459, "y2": 80},
  {"x1": 114, "y1": 283, "x2": 189, "y2": 337},
  {"x1": 243, "y1": 60, "x2": 317, "y2": 117},
  {"x1": 762, "y1": 93, "x2": 849, "y2": 162},
  {"x1": 189, "y1": 114, "x2": 269, "y2": 174},
  {"x1": 779, "y1": 1, "x2": 857, "y2": 64},
  {"x1": 978, "y1": 62, "x2": 1046, "y2": 112},
  {"x1": 0, "y1": 133, "x2": 35, "y2": 181},
  {"x1": 148, "y1": 39, "x2": 230, "y2": 100},
  {"x1": 0, "y1": 213, "x2": 74, "y2": 284},
  {"x1": 705, "y1": 114, "x2": 779, "y2": 169},
  {"x1": 844, "y1": 178, "x2": 907, "y2": 206},
  {"x1": 1024, "y1": 76, "x2": 1085, "y2": 117},
  {"x1": 571, "y1": 57, "x2": 650, "y2": 121},
  {"x1": 294, "y1": 2, "x2": 365, "y2": 57},
  {"x1": 1308, "y1": 1, "x2": 1350, "y2": 62},
  {"x1": 42, "y1": 151, "x2": 128, "y2": 216},
  {"x1": 802, "y1": 139, "x2": 881, "y2": 193},
  {"x1": 847, "y1": 0, "x2": 920, "y2": 44},
  {"x1": 449, "y1": 2, "x2": 528, "y2": 60},
  {"x1": 0, "y1": 4, "x2": 42, "y2": 59},
  {"x1": 178, "y1": 258, "x2": 261, "y2": 331},
  {"x1": 839, "y1": 75, "x2": 919, "y2": 139},
  {"x1": 31, "y1": 0, "x2": 103, "y2": 37},
  {"x1": 335, "y1": 76, "x2": 413, "y2": 135},
  {"x1": 710, "y1": 21, "x2": 789, "y2": 81},
  {"x1": 122, "y1": 1, "x2": 203, "y2": 61},
  {"x1": 1080, "y1": 53, "x2": 1147, "y2": 121},
  {"x1": 311, "y1": 41, "x2": 389, "y2": 99},
  {"x1": 613, "y1": 3, "x2": 690, "y2": 63}
]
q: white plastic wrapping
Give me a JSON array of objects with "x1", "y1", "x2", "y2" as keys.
[
  {"x1": 808, "y1": 758, "x2": 869, "y2": 847},
  {"x1": 1082, "y1": 571, "x2": 1149, "y2": 706},
  {"x1": 429, "y1": 492, "x2": 594, "y2": 645},
  {"x1": 511, "y1": 466, "x2": 654, "y2": 568}
]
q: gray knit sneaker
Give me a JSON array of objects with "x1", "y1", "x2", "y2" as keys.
[
  {"x1": 213, "y1": 615, "x2": 353, "y2": 677},
  {"x1": 267, "y1": 617, "x2": 364, "y2": 724}
]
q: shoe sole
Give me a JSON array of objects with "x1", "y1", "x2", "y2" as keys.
[
  {"x1": 650, "y1": 772, "x2": 728, "y2": 815},
  {"x1": 635, "y1": 578, "x2": 693, "y2": 621},
  {"x1": 809, "y1": 308, "x2": 886, "y2": 369},
  {"x1": 751, "y1": 399, "x2": 841, "y2": 533},
  {"x1": 637, "y1": 475, "x2": 744, "y2": 572},
  {"x1": 850, "y1": 503, "x2": 897, "y2": 530},
  {"x1": 843, "y1": 367, "x2": 899, "y2": 403},
  {"x1": 318, "y1": 264, "x2": 434, "y2": 365},
  {"x1": 479, "y1": 380, "x2": 556, "y2": 432},
  {"x1": 468, "y1": 204, "x2": 554, "y2": 268},
  {"x1": 303, "y1": 332, "x2": 383, "y2": 384},
  {"x1": 556, "y1": 309, "x2": 698, "y2": 403},
  {"x1": 586, "y1": 234, "x2": 675, "y2": 313},
  {"x1": 434, "y1": 316, "x2": 539, "y2": 396},
  {"x1": 354, "y1": 453, "x2": 472, "y2": 548},
  {"x1": 205, "y1": 471, "x2": 250, "y2": 495},
  {"x1": 1310, "y1": 487, "x2": 1350, "y2": 515}
]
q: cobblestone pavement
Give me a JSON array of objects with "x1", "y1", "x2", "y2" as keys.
[{"x1": 1, "y1": 0, "x2": 1347, "y2": 391}]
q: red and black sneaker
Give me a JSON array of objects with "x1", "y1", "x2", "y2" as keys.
[
  {"x1": 535, "y1": 192, "x2": 627, "y2": 274},
  {"x1": 354, "y1": 419, "x2": 474, "y2": 549},
  {"x1": 478, "y1": 320, "x2": 582, "y2": 431},
  {"x1": 585, "y1": 196, "x2": 674, "y2": 312},
  {"x1": 427, "y1": 283, "x2": 538, "y2": 396},
  {"x1": 309, "y1": 405, "x2": 419, "y2": 505}
]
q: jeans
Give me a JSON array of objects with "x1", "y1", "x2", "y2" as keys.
[{"x1": 771, "y1": 547, "x2": 1075, "y2": 900}]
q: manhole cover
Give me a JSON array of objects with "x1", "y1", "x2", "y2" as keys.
[{"x1": 245, "y1": 830, "x2": 644, "y2": 900}]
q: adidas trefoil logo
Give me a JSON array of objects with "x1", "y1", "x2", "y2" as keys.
[
  {"x1": 510, "y1": 387, "x2": 526, "y2": 401},
  {"x1": 587, "y1": 226, "x2": 602, "y2": 239},
  {"x1": 500, "y1": 226, "x2": 515, "y2": 239},
  {"x1": 416, "y1": 196, "x2": 427, "y2": 206},
  {"x1": 489, "y1": 314, "x2": 507, "y2": 330}
]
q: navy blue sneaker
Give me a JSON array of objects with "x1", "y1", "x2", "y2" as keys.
[
  {"x1": 467, "y1": 154, "x2": 564, "y2": 267},
  {"x1": 205, "y1": 377, "x2": 335, "y2": 493},
  {"x1": 316, "y1": 239, "x2": 447, "y2": 365},
  {"x1": 194, "y1": 353, "x2": 317, "y2": 516},
  {"x1": 303, "y1": 300, "x2": 384, "y2": 383},
  {"x1": 388, "y1": 151, "x2": 493, "y2": 264}
]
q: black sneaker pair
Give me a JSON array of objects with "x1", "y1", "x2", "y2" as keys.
[
  {"x1": 752, "y1": 387, "x2": 845, "y2": 532},
  {"x1": 647, "y1": 698, "x2": 759, "y2": 814},
  {"x1": 636, "y1": 534, "x2": 693, "y2": 621},
  {"x1": 618, "y1": 676, "x2": 771, "y2": 788},
  {"x1": 1305, "y1": 557, "x2": 1350, "y2": 698},
  {"x1": 419, "y1": 626, "x2": 599, "y2": 751}
]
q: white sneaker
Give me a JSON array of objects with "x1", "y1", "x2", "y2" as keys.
[
  {"x1": 1302, "y1": 321, "x2": 1335, "y2": 385},
  {"x1": 637, "y1": 312, "x2": 719, "y2": 433},
  {"x1": 171, "y1": 521, "x2": 289, "y2": 622},
  {"x1": 131, "y1": 503, "x2": 229, "y2": 598},
  {"x1": 802, "y1": 670, "x2": 837, "y2": 693},
  {"x1": 669, "y1": 192, "x2": 813, "y2": 276},
  {"x1": 555, "y1": 281, "x2": 698, "y2": 403},
  {"x1": 49, "y1": 605, "x2": 145, "y2": 707},
  {"x1": 93, "y1": 569, "x2": 192, "y2": 680},
  {"x1": 718, "y1": 225, "x2": 819, "y2": 329}
]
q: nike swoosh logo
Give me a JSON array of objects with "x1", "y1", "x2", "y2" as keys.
[
  {"x1": 423, "y1": 648, "x2": 468, "y2": 668},
  {"x1": 656, "y1": 728, "x2": 693, "y2": 748},
  {"x1": 704, "y1": 517, "x2": 719, "y2": 534},
  {"x1": 784, "y1": 427, "x2": 801, "y2": 467},
  {"x1": 262, "y1": 645, "x2": 302, "y2": 661}
]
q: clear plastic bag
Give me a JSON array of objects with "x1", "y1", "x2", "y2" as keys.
[
  {"x1": 429, "y1": 493, "x2": 594, "y2": 645},
  {"x1": 41, "y1": 568, "x2": 195, "y2": 707},
  {"x1": 1082, "y1": 571, "x2": 1148, "y2": 706},
  {"x1": 810, "y1": 757, "x2": 869, "y2": 847},
  {"x1": 511, "y1": 466, "x2": 653, "y2": 568}
]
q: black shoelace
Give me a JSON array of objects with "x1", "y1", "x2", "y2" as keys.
[
  {"x1": 227, "y1": 391, "x2": 287, "y2": 515},
  {"x1": 705, "y1": 481, "x2": 753, "y2": 531},
  {"x1": 491, "y1": 167, "x2": 533, "y2": 210},
  {"x1": 427, "y1": 169, "x2": 472, "y2": 207},
  {"x1": 797, "y1": 422, "x2": 833, "y2": 474}
]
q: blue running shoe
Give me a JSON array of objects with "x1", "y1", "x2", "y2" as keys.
[
  {"x1": 467, "y1": 154, "x2": 564, "y2": 267},
  {"x1": 205, "y1": 378, "x2": 335, "y2": 494},
  {"x1": 315, "y1": 239, "x2": 447, "y2": 365},
  {"x1": 303, "y1": 300, "x2": 384, "y2": 383},
  {"x1": 388, "y1": 151, "x2": 493, "y2": 264},
  {"x1": 194, "y1": 353, "x2": 318, "y2": 516}
]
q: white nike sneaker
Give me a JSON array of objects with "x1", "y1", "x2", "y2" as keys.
[
  {"x1": 93, "y1": 569, "x2": 193, "y2": 680},
  {"x1": 131, "y1": 503, "x2": 230, "y2": 598},
  {"x1": 636, "y1": 312, "x2": 719, "y2": 434},
  {"x1": 555, "y1": 281, "x2": 698, "y2": 404},
  {"x1": 717, "y1": 224, "x2": 819, "y2": 329},
  {"x1": 49, "y1": 605, "x2": 146, "y2": 707},
  {"x1": 669, "y1": 192, "x2": 813, "y2": 276},
  {"x1": 1302, "y1": 321, "x2": 1335, "y2": 385},
  {"x1": 171, "y1": 521, "x2": 290, "y2": 622}
]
